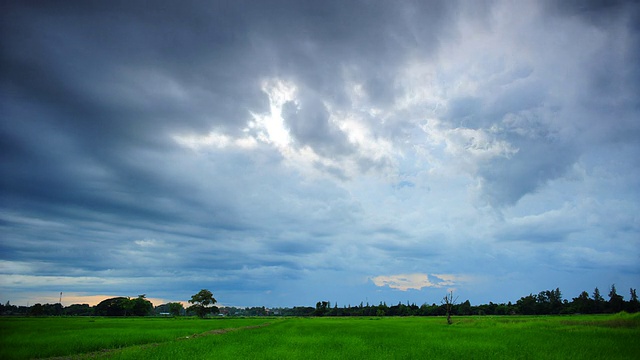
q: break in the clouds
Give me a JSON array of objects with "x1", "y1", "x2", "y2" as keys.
[
  {"x1": 371, "y1": 273, "x2": 470, "y2": 291},
  {"x1": 1, "y1": 0, "x2": 639, "y2": 308}
]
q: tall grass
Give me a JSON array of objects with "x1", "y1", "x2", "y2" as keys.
[
  {"x1": 0, "y1": 317, "x2": 270, "y2": 359},
  {"x1": 101, "y1": 313, "x2": 640, "y2": 360},
  {"x1": 1, "y1": 314, "x2": 638, "y2": 359}
]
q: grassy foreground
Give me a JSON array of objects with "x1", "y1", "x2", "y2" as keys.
[
  {"x1": 1, "y1": 313, "x2": 638, "y2": 359},
  {"x1": 0, "y1": 317, "x2": 270, "y2": 359}
]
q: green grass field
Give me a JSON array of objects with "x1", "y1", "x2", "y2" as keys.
[
  {"x1": 0, "y1": 317, "x2": 270, "y2": 359},
  {"x1": 1, "y1": 313, "x2": 638, "y2": 359}
]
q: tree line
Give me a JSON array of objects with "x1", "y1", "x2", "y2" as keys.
[
  {"x1": 1, "y1": 295, "x2": 160, "y2": 317},
  {"x1": 290, "y1": 285, "x2": 638, "y2": 317},
  {"x1": 2, "y1": 284, "x2": 637, "y2": 317},
  {"x1": 213, "y1": 285, "x2": 639, "y2": 317},
  {"x1": 0, "y1": 290, "x2": 218, "y2": 317}
]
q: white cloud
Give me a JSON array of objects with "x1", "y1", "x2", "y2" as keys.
[
  {"x1": 133, "y1": 238, "x2": 162, "y2": 248},
  {"x1": 173, "y1": 131, "x2": 258, "y2": 150},
  {"x1": 0, "y1": 260, "x2": 35, "y2": 274},
  {"x1": 172, "y1": 75, "x2": 401, "y2": 182},
  {"x1": 419, "y1": 118, "x2": 518, "y2": 171},
  {"x1": 371, "y1": 273, "x2": 469, "y2": 291},
  {"x1": 251, "y1": 78, "x2": 296, "y2": 148}
]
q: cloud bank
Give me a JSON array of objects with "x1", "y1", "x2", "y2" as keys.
[{"x1": 1, "y1": 0, "x2": 638, "y2": 307}]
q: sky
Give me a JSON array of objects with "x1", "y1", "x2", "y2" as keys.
[{"x1": 1, "y1": 0, "x2": 639, "y2": 309}]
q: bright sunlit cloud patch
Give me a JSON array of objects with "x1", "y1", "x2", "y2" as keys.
[
  {"x1": 58, "y1": 293, "x2": 169, "y2": 307},
  {"x1": 251, "y1": 78, "x2": 296, "y2": 148},
  {"x1": 420, "y1": 119, "x2": 518, "y2": 165},
  {"x1": 172, "y1": 75, "x2": 401, "y2": 181},
  {"x1": 173, "y1": 131, "x2": 258, "y2": 150},
  {"x1": 172, "y1": 78, "x2": 297, "y2": 152},
  {"x1": 371, "y1": 273, "x2": 467, "y2": 291}
]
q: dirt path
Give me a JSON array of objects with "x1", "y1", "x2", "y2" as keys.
[{"x1": 180, "y1": 322, "x2": 271, "y2": 339}]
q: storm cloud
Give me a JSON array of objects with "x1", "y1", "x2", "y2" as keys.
[{"x1": 1, "y1": 0, "x2": 638, "y2": 307}]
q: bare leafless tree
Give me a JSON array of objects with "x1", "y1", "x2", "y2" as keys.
[{"x1": 442, "y1": 290, "x2": 459, "y2": 325}]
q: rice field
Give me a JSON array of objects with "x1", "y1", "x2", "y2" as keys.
[{"x1": 1, "y1": 313, "x2": 638, "y2": 359}]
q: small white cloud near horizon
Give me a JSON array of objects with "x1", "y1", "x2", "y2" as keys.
[{"x1": 370, "y1": 273, "x2": 468, "y2": 291}]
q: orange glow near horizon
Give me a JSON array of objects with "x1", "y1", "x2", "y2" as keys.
[{"x1": 56, "y1": 294, "x2": 188, "y2": 308}]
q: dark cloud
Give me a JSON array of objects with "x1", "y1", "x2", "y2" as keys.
[
  {"x1": 281, "y1": 89, "x2": 354, "y2": 157},
  {"x1": 1, "y1": 0, "x2": 455, "y2": 201},
  {"x1": 543, "y1": 0, "x2": 638, "y2": 26},
  {"x1": 1, "y1": 0, "x2": 638, "y2": 307},
  {"x1": 435, "y1": 0, "x2": 639, "y2": 207},
  {"x1": 476, "y1": 116, "x2": 580, "y2": 206}
]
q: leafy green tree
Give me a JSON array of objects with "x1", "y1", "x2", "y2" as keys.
[
  {"x1": 131, "y1": 295, "x2": 153, "y2": 316},
  {"x1": 536, "y1": 291, "x2": 551, "y2": 314},
  {"x1": 43, "y1": 303, "x2": 63, "y2": 316},
  {"x1": 608, "y1": 284, "x2": 624, "y2": 313},
  {"x1": 188, "y1": 289, "x2": 218, "y2": 318},
  {"x1": 168, "y1": 302, "x2": 184, "y2": 316},
  {"x1": 628, "y1": 288, "x2": 639, "y2": 313},
  {"x1": 95, "y1": 297, "x2": 137, "y2": 316},
  {"x1": 95, "y1": 297, "x2": 124, "y2": 316},
  {"x1": 593, "y1": 287, "x2": 605, "y2": 313},
  {"x1": 379, "y1": 302, "x2": 390, "y2": 316},
  {"x1": 0, "y1": 301, "x2": 17, "y2": 315},
  {"x1": 517, "y1": 294, "x2": 537, "y2": 315},
  {"x1": 314, "y1": 301, "x2": 329, "y2": 316},
  {"x1": 458, "y1": 300, "x2": 472, "y2": 315},
  {"x1": 64, "y1": 304, "x2": 94, "y2": 316},
  {"x1": 29, "y1": 303, "x2": 44, "y2": 316},
  {"x1": 330, "y1": 302, "x2": 342, "y2": 316},
  {"x1": 551, "y1": 288, "x2": 563, "y2": 314},
  {"x1": 571, "y1": 291, "x2": 593, "y2": 314}
]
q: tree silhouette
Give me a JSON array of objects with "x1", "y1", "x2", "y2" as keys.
[
  {"x1": 593, "y1": 287, "x2": 604, "y2": 313},
  {"x1": 608, "y1": 284, "x2": 624, "y2": 313},
  {"x1": 628, "y1": 288, "x2": 639, "y2": 313},
  {"x1": 441, "y1": 290, "x2": 458, "y2": 325},
  {"x1": 168, "y1": 302, "x2": 184, "y2": 316},
  {"x1": 188, "y1": 289, "x2": 218, "y2": 318}
]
